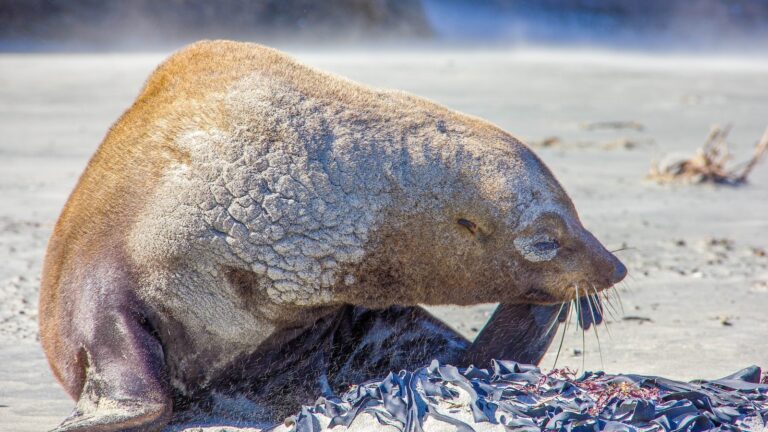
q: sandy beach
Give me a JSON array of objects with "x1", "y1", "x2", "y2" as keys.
[{"x1": 1, "y1": 48, "x2": 766, "y2": 431}]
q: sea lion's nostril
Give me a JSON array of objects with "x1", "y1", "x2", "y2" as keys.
[{"x1": 611, "y1": 261, "x2": 627, "y2": 284}]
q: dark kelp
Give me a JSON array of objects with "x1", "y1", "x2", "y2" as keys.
[{"x1": 292, "y1": 361, "x2": 767, "y2": 432}]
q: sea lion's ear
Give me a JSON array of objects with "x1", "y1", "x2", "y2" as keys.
[{"x1": 457, "y1": 218, "x2": 478, "y2": 234}]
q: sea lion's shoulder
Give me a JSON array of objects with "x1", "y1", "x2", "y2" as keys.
[{"x1": 135, "y1": 41, "x2": 351, "y2": 104}]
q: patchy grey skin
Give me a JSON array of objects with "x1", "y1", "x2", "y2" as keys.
[
  {"x1": 40, "y1": 41, "x2": 626, "y2": 431},
  {"x1": 514, "y1": 233, "x2": 560, "y2": 262}
]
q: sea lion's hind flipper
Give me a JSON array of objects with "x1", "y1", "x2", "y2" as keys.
[
  {"x1": 51, "y1": 272, "x2": 172, "y2": 432},
  {"x1": 52, "y1": 400, "x2": 169, "y2": 432}
]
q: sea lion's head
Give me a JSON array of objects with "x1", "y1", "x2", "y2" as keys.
[{"x1": 341, "y1": 121, "x2": 626, "y2": 308}]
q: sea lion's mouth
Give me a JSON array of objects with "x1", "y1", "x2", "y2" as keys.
[
  {"x1": 525, "y1": 280, "x2": 619, "y2": 305},
  {"x1": 521, "y1": 289, "x2": 562, "y2": 304}
]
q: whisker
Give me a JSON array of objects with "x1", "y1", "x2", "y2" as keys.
[
  {"x1": 612, "y1": 285, "x2": 626, "y2": 315},
  {"x1": 622, "y1": 269, "x2": 637, "y2": 285},
  {"x1": 627, "y1": 280, "x2": 636, "y2": 294},
  {"x1": 574, "y1": 283, "x2": 582, "y2": 327},
  {"x1": 552, "y1": 303, "x2": 570, "y2": 369},
  {"x1": 584, "y1": 288, "x2": 597, "y2": 327},
  {"x1": 572, "y1": 289, "x2": 581, "y2": 335},
  {"x1": 543, "y1": 301, "x2": 567, "y2": 340},
  {"x1": 619, "y1": 279, "x2": 634, "y2": 294},
  {"x1": 593, "y1": 285, "x2": 613, "y2": 339},
  {"x1": 609, "y1": 246, "x2": 635, "y2": 253},
  {"x1": 601, "y1": 289, "x2": 620, "y2": 321},
  {"x1": 604, "y1": 285, "x2": 622, "y2": 317},
  {"x1": 575, "y1": 284, "x2": 586, "y2": 372},
  {"x1": 588, "y1": 287, "x2": 604, "y2": 316},
  {"x1": 585, "y1": 291, "x2": 605, "y2": 369},
  {"x1": 594, "y1": 293, "x2": 606, "y2": 317}
]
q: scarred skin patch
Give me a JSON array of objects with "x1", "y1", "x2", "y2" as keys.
[{"x1": 38, "y1": 40, "x2": 626, "y2": 431}]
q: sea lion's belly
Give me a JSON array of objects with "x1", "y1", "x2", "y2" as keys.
[
  {"x1": 139, "y1": 270, "x2": 273, "y2": 389},
  {"x1": 142, "y1": 266, "x2": 342, "y2": 394}
]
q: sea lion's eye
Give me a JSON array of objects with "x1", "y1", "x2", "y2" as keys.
[
  {"x1": 457, "y1": 218, "x2": 477, "y2": 234},
  {"x1": 533, "y1": 239, "x2": 560, "y2": 252},
  {"x1": 514, "y1": 235, "x2": 559, "y2": 262}
]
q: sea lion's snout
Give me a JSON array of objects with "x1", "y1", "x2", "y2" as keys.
[
  {"x1": 580, "y1": 228, "x2": 628, "y2": 291},
  {"x1": 610, "y1": 256, "x2": 628, "y2": 285}
]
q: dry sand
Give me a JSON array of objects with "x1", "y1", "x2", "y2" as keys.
[{"x1": 0, "y1": 48, "x2": 766, "y2": 431}]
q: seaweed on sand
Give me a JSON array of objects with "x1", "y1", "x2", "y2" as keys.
[
  {"x1": 649, "y1": 125, "x2": 768, "y2": 185},
  {"x1": 292, "y1": 360, "x2": 768, "y2": 432}
]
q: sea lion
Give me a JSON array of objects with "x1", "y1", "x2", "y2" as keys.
[{"x1": 39, "y1": 40, "x2": 626, "y2": 431}]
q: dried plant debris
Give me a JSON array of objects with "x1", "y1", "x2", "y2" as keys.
[
  {"x1": 533, "y1": 136, "x2": 563, "y2": 148},
  {"x1": 527, "y1": 136, "x2": 648, "y2": 151},
  {"x1": 292, "y1": 360, "x2": 768, "y2": 432},
  {"x1": 649, "y1": 125, "x2": 768, "y2": 185},
  {"x1": 581, "y1": 121, "x2": 645, "y2": 131},
  {"x1": 601, "y1": 138, "x2": 642, "y2": 150}
]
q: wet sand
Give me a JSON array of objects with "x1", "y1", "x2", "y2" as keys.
[{"x1": 1, "y1": 48, "x2": 766, "y2": 431}]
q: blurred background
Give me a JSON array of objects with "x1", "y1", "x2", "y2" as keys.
[
  {"x1": 1, "y1": 2, "x2": 767, "y2": 430},
  {"x1": 2, "y1": 0, "x2": 768, "y2": 52}
]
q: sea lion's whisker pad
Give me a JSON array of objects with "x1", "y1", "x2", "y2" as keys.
[{"x1": 38, "y1": 41, "x2": 627, "y2": 431}]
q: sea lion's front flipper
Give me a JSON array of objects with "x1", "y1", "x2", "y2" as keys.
[
  {"x1": 465, "y1": 303, "x2": 563, "y2": 367},
  {"x1": 571, "y1": 295, "x2": 604, "y2": 330},
  {"x1": 51, "y1": 293, "x2": 172, "y2": 432}
]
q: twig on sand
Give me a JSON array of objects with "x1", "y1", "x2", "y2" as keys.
[{"x1": 648, "y1": 125, "x2": 768, "y2": 185}]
